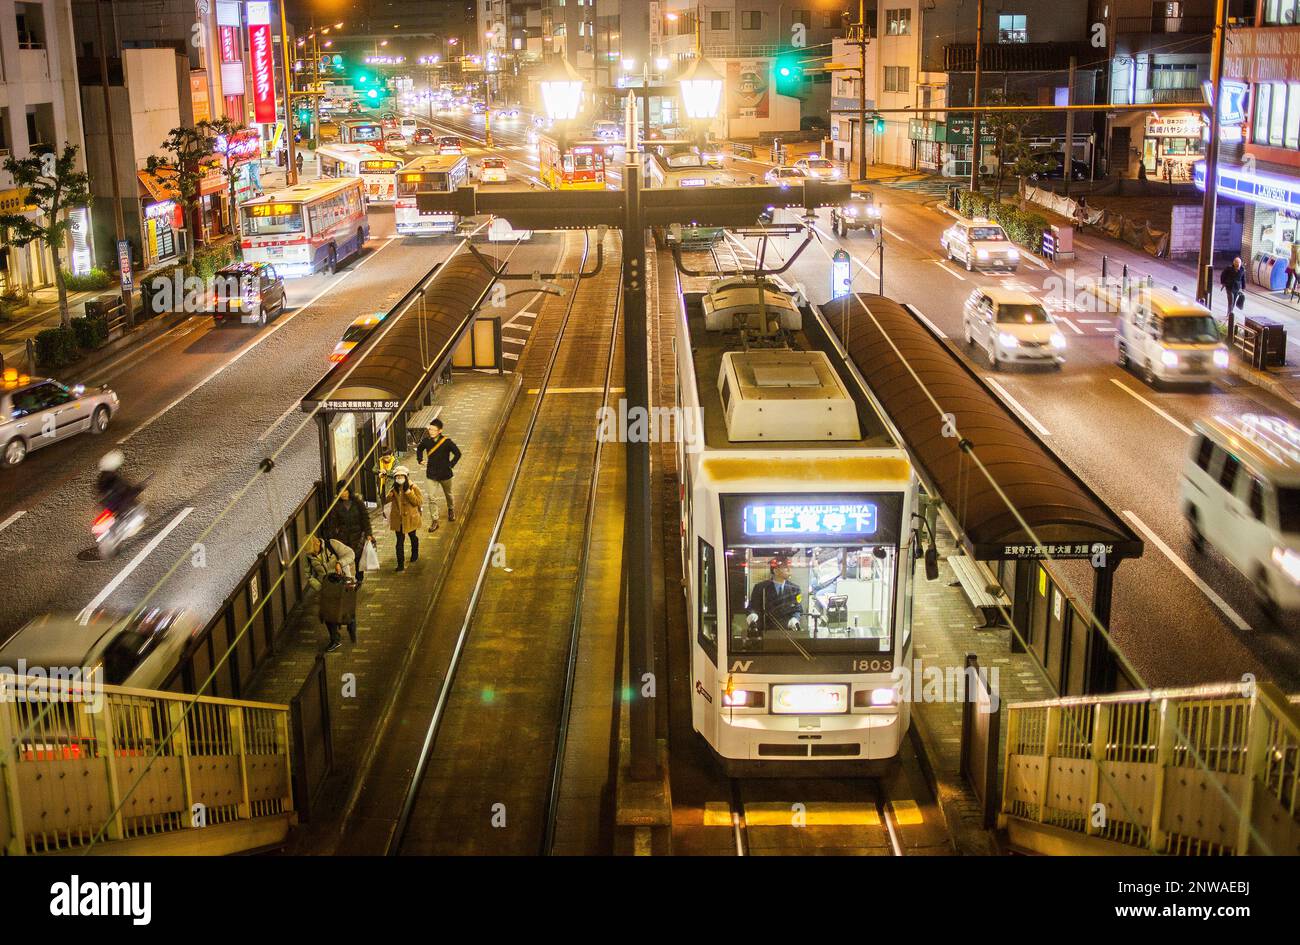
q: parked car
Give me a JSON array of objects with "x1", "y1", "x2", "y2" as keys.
[
  {"x1": 699, "y1": 144, "x2": 725, "y2": 167},
  {"x1": 208, "y1": 262, "x2": 286, "y2": 327},
  {"x1": 1182, "y1": 415, "x2": 1300, "y2": 618},
  {"x1": 962, "y1": 287, "x2": 1066, "y2": 370},
  {"x1": 330, "y1": 312, "x2": 388, "y2": 363},
  {"x1": 764, "y1": 166, "x2": 806, "y2": 186},
  {"x1": 830, "y1": 192, "x2": 880, "y2": 237},
  {"x1": 1115, "y1": 287, "x2": 1227, "y2": 388},
  {"x1": 412, "y1": 127, "x2": 435, "y2": 145},
  {"x1": 0, "y1": 373, "x2": 119, "y2": 467},
  {"x1": 940, "y1": 218, "x2": 1020, "y2": 272},
  {"x1": 593, "y1": 120, "x2": 621, "y2": 140},
  {"x1": 479, "y1": 157, "x2": 508, "y2": 183},
  {"x1": 384, "y1": 131, "x2": 409, "y2": 153},
  {"x1": 1029, "y1": 152, "x2": 1090, "y2": 182},
  {"x1": 0, "y1": 609, "x2": 199, "y2": 690},
  {"x1": 794, "y1": 157, "x2": 841, "y2": 180}
]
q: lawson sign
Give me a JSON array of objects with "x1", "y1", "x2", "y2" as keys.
[{"x1": 1194, "y1": 161, "x2": 1300, "y2": 214}]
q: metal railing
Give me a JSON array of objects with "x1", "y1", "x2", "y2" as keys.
[
  {"x1": 1, "y1": 674, "x2": 293, "y2": 854},
  {"x1": 1000, "y1": 683, "x2": 1300, "y2": 855}
]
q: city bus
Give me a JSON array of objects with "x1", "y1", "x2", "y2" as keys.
[
  {"x1": 238, "y1": 177, "x2": 369, "y2": 277},
  {"x1": 316, "y1": 143, "x2": 404, "y2": 204},
  {"x1": 337, "y1": 117, "x2": 385, "y2": 150},
  {"x1": 538, "y1": 134, "x2": 606, "y2": 190},
  {"x1": 394, "y1": 154, "x2": 470, "y2": 235}
]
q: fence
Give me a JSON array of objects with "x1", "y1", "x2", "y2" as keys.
[
  {"x1": 959, "y1": 655, "x2": 1002, "y2": 828},
  {"x1": 1024, "y1": 184, "x2": 1170, "y2": 257},
  {"x1": 1000, "y1": 682, "x2": 1300, "y2": 855},
  {"x1": 0, "y1": 674, "x2": 293, "y2": 854},
  {"x1": 289, "y1": 655, "x2": 333, "y2": 822}
]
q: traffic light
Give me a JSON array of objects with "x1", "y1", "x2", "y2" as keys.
[
  {"x1": 871, "y1": 112, "x2": 886, "y2": 134},
  {"x1": 774, "y1": 53, "x2": 803, "y2": 97},
  {"x1": 367, "y1": 88, "x2": 378, "y2": 100}
]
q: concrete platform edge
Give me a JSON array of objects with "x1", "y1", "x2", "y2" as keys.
[{"x1": 909, "y1": 701, "x2": 999, "y2": 856}]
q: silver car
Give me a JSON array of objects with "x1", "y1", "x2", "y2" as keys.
[{"x1": 0, "y1": 375, "x2": 119, "y2": 467}]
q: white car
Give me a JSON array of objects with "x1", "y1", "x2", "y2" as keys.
[
  {"x1": 940, "y1": 218, "x2": 1020, "y2": 272},
  {"x1": 794, "y1": 157, "x2": 840, "y2": 180},
  {"x1": 479, "y1": 157, "x2": 508, "y2": 183},
  {"x1": 0, "y1": 374, "x2": 119, "y2": 467},
  {"x1": 399, "y1": 116, "x2": 418, "y2": 138},
  {"x1": 765, "y1": 166, "x2": 806, "y2": 187},
  {"x1": 962, "y1": 287, "x2": 1066, "y2": 370},
  {"x1": 384, "y1": 132, "x2": 408, "y2": 153}
]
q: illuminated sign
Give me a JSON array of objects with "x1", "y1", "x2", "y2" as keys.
[
  {"x1": 145, "y1": 199, "x2": 177, "y2": 219},
  {"x1": 247, "y1": 1, "x2": 275, "y2": 124},
  {"x1": 832, "y1": 248, "x2": 851, "y2": 300},
  {"x1": 1145, "y1": 115, "x2": 1202, "y2": 138},
  {"x1": 216, "y1": 129, "x2": 261, "y2": 162},
  {"x1": 219, "y1": 25, "x2": 240, "y2": 63},
  {"x1": 1202, "y1": 79, "x2": 1248, "y2": 125},
  {"x1": 249, "y1": 202, "x2": 299, "y2": 216},
  {"x1": 362, "y1": 160, "x2": 403, "y2": 171},
  {"x1": 679, "y1": 177, "x2": 706, "y2": 187},
  {"x1": 1194, "y1": 161, "x2": 1300, "y2": 213},
  {"x1": 771, "y1": 684, "x2": 849, "y2": 715},
  {"x1": 742, "y1": 502, "x2": 877, "y2": 537}
]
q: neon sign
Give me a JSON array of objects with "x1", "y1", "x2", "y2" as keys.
[
  {"x1": 247, "y1": 1, "x2": 275, "y2": 124},
  {"x1": 1194, "y1": 162, "x2": 1300, "y2": 213},
  {"x1": 742, "y1": 503, "x2": 878, "y2": 537}
]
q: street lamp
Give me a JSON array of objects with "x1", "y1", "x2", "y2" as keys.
[
  {"x1": 677, "y1": 55, "x2": 723, "y2": 122},
  {"x1": 539, "y1": 56, "x2": 586, "y2": 125}
]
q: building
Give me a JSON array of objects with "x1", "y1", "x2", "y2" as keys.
[{"x1": 0, "y1": 0, "x2": 90, "y2": 295}]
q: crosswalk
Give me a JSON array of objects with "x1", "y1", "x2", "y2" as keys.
[
  {"x1": 500, "y1": 308, "x2": 538, "y2": 367},
  {"x1": 873, "y1": 175, "x2": 956, "y2": 199}
]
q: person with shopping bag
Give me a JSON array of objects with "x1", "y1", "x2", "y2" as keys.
[
  {"x1": 306, "y1": 535, "x2": 358, "y2": 651},
  {"x1": 323, "y1": 482, "x2": 375, "y2": 586},
  {"x1": 383, "y1": 465, "x2": 425, "y2": 572}
]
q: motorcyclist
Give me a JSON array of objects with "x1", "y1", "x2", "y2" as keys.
[{"x1": 96, "y1": 450, "x2": 140, "y2": 516}]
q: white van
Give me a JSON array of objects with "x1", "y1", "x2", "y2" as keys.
[
  {"x1": 399, "y1": 116, "x2": 418, "y2": 139},
  {"x1": 1115, "y1": 287, "x2": 1228, "y2": 387},
  {"x1": 1181, "y1": 414, "x2": 1300, "y2": 618}
]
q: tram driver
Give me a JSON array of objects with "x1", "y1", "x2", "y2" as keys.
[{"x1": 745, "y1": 554, "x2": 804, "y2": 639}]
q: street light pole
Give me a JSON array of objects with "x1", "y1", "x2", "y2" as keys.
[
  {"x1": 969, "y1": 0, "x2": 984, "y2": 193},
  {"x1": 94, "y1": 0, "x2": 132, "y2": 323},
  {"x1": 857, "y1": 0, "x2": 868, "y2": 181},
  {"x1": 278, "y1": 0, "x2": 298, "y2": 185},
  {"x1": 1196, "y1": 0, "x2": 1229, "y2": 311}
]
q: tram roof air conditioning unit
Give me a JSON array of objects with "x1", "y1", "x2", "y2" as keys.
[
  {"x1": 701, "y1": 276, "x2": 802, "y2": 335},
  {"x1": 718, "y1": 349, "x2": 861, "y2": 442}
]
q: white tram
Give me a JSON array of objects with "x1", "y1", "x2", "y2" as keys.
[{"x1": 674, "y1": 275, "x2": 921, "y2": 774}]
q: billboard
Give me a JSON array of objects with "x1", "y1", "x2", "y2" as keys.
[
  {"x1": 727, "y1": 59, "x2": 770, "y2": 119},
  {"x1": 247, "y1": 0, "x2": 275, "y2": 124}
]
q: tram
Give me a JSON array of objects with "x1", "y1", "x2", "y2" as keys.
[
  {"x1": 644, "y1": 145, "x2": 734, "y2": 248},
  {"x1": 674, "y1": 274, "x2": 923, "y2": 775},
  {"x1": 537, "y1": 134, "x2": 607, "y2": 190}
]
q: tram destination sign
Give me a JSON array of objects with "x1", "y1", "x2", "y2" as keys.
[{"x1": 743, "y1": 502, "x2": 877, "y2": 538}]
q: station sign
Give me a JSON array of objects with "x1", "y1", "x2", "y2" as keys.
[
  {"x1": 832, "y1": 249, "x2": 852, "y2": 299},
  {"x1": 742, "y1": 502, "x2": 877, "y2": 537},
  {"x1": 323, "y1": 399, "x2": 402, "y2": 412}
]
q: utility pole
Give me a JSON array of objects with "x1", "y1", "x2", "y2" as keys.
[
  {"x1": 278, "y1": 0, "x2": 298, "y2": 185},
  {"x1": 857, "y1": 0, "x2": 868, "y2": 181},
  {"x1": 1196, "y1": 0, "x2": 1229, "y2": 311},
  {"x1": 969, "y1": 0, "x2": 984, "y2": 193},
  {"x1": 1063, "y1": 55, "x2": 1077, "y2": 201},
  {"x1": 94, "y1": 0, "x2": 132, "y2": 324}
]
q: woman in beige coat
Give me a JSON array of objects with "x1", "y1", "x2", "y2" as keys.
[{"x1": 384, "y1": 465, "x2": 425, "y2": 572}]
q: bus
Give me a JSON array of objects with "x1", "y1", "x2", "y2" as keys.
[
  {"x1": 316, "y1": 143, "x2": 404, "y2": 204},
  {"x1": 645, "y1": 146, "x2": 732, "y2": 248},
  {"x1": 538, "y1": 135, "x2": 606, "y2": 190},
  {"x1": 239, "y1": 178, "x2": 369, "y2": 277},
  {"x1": 338, "y1": 118, "x2": 385, "y2": 149},
  {"x1": 394, "y1": 155, "x2": 470, "y2": 236}
]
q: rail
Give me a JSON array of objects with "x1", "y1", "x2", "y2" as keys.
[
  {"x1": 1000, "y1": 682, "x2": 1300, "y2": 855},
  {"x1": 1, "y1": 674, "x2": 293, "y2": 855}
]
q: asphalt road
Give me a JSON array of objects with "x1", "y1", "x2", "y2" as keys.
[
  {"x1": 0, "y1": 207, "x2": 565, "y2": 643},
  {"x1": 711, "y1": 170, "x2": 1300, "y2": 690}
]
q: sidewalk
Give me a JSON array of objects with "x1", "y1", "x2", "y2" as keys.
[
  {"x1": 0, "y1": 286, "x2": 102, "y2": 366},
  {"x1": 239, "y1": 371, "x2": 517, "y2": 851}
]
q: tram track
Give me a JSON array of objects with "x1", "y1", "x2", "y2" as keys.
[
  {"x1": 380, "y1": 229, "x2": 624, "y2": 855},
  {"x1": 723, "y1": 777, "x2": 904, "y2": 856}
]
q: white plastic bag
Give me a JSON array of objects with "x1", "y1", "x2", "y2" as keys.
[{"x1": 361, "y1": 538, "x2": 380, "y2": 572}]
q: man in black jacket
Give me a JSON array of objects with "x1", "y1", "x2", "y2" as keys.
[
  {"x1": 1220, "y1": 256, "x2": 1247, "y2": 339},
  {"x1": 416, "y1": 417, "x2": 462, "y2": 532}
]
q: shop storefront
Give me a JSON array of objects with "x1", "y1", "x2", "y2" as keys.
[
  {"x1": 944, "y1": 117, "x2": 996, "y2": 179},
  {"x1": 1142, "y1": 114, "x2": 1204, "y2": 182},
  {"x1": 196, "y1": 160, "x2": 231, "y2": 242},
  {"x1": 1195, "y1": 161, "x2": 1297, "y2": 289},
  {"x1": 219, "y1": 128, "x2": 263, "y2": 208},
  {"x1": 909, "y1": 118, "x2": 943, "y2": 172}
]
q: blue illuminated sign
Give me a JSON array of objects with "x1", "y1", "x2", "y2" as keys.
[
  {"x1": 1194, "y1": 162, "x2": 1300, "y2": 213},
  {"x1": 832, "y1": 249, "x2": 851, "y2": 300},
  {"x1": 1201, "y1": 80, "x2": 1249, "y2": 126},
  {"x1": 742, "y1": 502, "x2": 878, "y2": 537}
]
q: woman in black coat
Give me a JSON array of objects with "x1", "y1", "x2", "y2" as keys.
[{"x1": 323, "y1": 483, "x2": 374, "y2": 585}]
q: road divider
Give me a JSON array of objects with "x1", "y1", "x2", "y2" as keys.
[{"x1": 985, "y1": 378, "x2": 1051, "y2": 437}]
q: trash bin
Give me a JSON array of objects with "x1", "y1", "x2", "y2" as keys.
[{"x1": 1244, "y1": 316, "x2": 1287, "y2": 368}]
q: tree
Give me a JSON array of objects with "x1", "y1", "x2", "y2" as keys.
[
  {"x1": 0, "y1": 145, "x2": 92, "y2": 329},
  {"x1": 981, "y1": 90, "x2": 1049, "y2": 203},
  {"x1": 145, "y1": 120, "x2": 225, "y2": 264},
  {"x1": 208, "y1": 117, "x2": 250, "y2": 239}
]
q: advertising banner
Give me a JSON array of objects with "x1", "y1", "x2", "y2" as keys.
[
  {"x1": 727, "y1": 60, "x2": 770, "y2": 119},
  {"x1": 247, "y1": 1, "x2": 276, "y2": 124}
]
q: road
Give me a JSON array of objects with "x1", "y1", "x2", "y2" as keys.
[
  {"x1": 707, "y1": 160, "x2": 1300, "y2": 690},
  {"x1": 0, "y1": 203, "x2": 565, "y2": 642}
]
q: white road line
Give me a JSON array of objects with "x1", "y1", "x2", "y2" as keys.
[
  {"x1": 809, "y1": 223, "x2": 878, "y2": 279},
  {"x1": 1021, "y1": 252, "x2": 1050, "y2": 271},
  {"x1": 120, "y1": 237, "x2": 399, "y2": 444},
  {"x1": 882, "y1": 226, "x2": 903, "y2": 241},
  {"x1": 0, "y1": 510, "x2": 25, "y2": 534},
  {"x1": 935, "y1": 260, "x2": 967, "y2": 281},
  {"x1": 908, "y1": 305, "x2": 949, "y2": 340},
  {"x1": 985, "y1": 378, "x2": 1051, "y2": 437},
  {"x1": 257, "y1": 396, "x2": 307, "y2": 443},
  {"x1": 1056, "y1": 315, "x2": 1084, "y2": 335},
  {"x1": 1123, "y1": 510, "x2": 1252, "y2": 632},
  {"x1": 1109, "y1": 379, "x2": 1193, "y2": 436},
  {"x1": 1094, "y1": 326, "x2": 1117, "y2": 333},
  {"x1": 1077, "y1": 318, "x2": 1113, "y2": 324},
  {"x1": 78, "y1": 506, "x2": 195, "y2": 622}
]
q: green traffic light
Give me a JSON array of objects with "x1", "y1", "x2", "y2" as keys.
[
  {"x1": 779, "y1": 66, "x2": 791, "y2": 77},
  {"x1": 367, "y1": 88, "x2": 378, "y2": 99}
]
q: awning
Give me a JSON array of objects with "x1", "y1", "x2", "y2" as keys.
[
  {"x1": 820, "y1": 294, "x2": 1143, "y2": 562},
  {"x1": 300, "y1": 246, "x2": 498, "y2": 413},
  {"x1": 138, "y1": 168, "x2": 181, "y2": 203}
]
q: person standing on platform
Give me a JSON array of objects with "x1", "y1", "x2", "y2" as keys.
[
  {"x1": 416, "y1": 418, "x2": 462, "y2": 532},
  {"x1": 323, "y1": 483, "x2": 374, "y2": 586},
  {"x1": 384, "y1": 465, "x2": 424, "y2": 572},
  {"x1": 306, "y1": 535, "x2": 357, "y2": 652}
]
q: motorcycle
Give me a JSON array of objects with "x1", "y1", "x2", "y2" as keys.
[{"x1": 92, "y1": 474, "x2": 151, "y2": 559}]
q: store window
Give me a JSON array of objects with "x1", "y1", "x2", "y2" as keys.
[
  {"x1": 1254, "y1": 81, "x2": 1300, "y2": 149},
  {"x1": 886, "y1": 8, "x2": 911, "y2": 35},
  {"x1": 998, "y1": 14, "x2": 1027, "y2": 42},
  {"x1": 1151, "y1": 62, "x2": 1197, "y2": 90},
  {"x1": 1264, "y1": 0, "x2": 1299, "y2": 25}
]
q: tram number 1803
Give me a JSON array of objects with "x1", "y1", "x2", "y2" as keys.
[{"x1": 852, "y1": 658, "x2": 893, "y2": 673}]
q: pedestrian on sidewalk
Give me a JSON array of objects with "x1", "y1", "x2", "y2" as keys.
[
  {"x1": 416, "y1": 418, "x2": 462, "y2": 532},
  {"x1": 376, "y1": 444, "x2": 397, "y2": 497},
  {"x1": 323, "y1": 483, "x2": 375, "y2": 586},
  {"x1": 305, "y1": 535, "x2": 358, "y2": 651},
  {"x1": 1220, "y1": 257, "x2": 1247, "y2": 339},
  {"x1": 296, "y1": 151, "x2": 305, "y2": 177},
  {"x1": 1288, "y1": 241, "x2": 1300, "y2": 295},
  {"x1": 383, "y1": 465, "x2": 424, "y2": 572}
]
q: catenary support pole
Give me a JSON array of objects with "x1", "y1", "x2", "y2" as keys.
[
  {"x1": 95, "y1": 0, "x2": 132, "y2": 324},
  {"x1": 969, "y1": 0, "x2": 984, "y2": 193},
  {"x1": 1196, "y1": 0, "x2": 1229, "y2": 308},
  {"x1": 279, "y1": 0, "x2": 298, "y2": 186}
]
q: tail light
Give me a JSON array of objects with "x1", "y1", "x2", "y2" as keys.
[
  {"x1": 92, "y1": 509, "x2": 114, "y2": 536},
  {"x1": 329, "y1": 351, "x2": 347, "y2": 363}
]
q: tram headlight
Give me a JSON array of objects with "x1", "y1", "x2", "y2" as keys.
[
  {"x1": 722, "y1": 689, "x2": 765, "y2": 708},
  {"x1": 869, "y1": 688, "x2": 897, "y2": 706}
]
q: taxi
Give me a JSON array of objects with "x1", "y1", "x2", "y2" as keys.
[
  {"x1": 330, "y1": 312, "x2": 388, "y2": 363},
  {"x1": 940, "y1": 218, "x2": 1020, "y2": 273}
]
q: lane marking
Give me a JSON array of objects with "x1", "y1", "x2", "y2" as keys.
[
  {"x1": 120, "y1": 237, "x2": 399, "y2": 443},
  {"x1": 78, "y1": 506, "x2": 195, "y2": 621},
  {"x1": 257, "y1": 396, "x2": 307, "y2": 443},
  {"x1": 1109, "y1": 379, "x2": 1193, "y2": 436},
  {"x1": 809, "y1": 222, "x2": 879, "y2": 279},
  {"x1": 0, "y1": 510, "x2": 25, "y2": 534},
  {"x1": 1123, "y1": 510, "x2": 1252, "y2": 632},
  {"x1": 1055, "y1": 315, "x2": 1084, "y2": 335},
  {"x1": 882, "y1": 225, "x2": 903, "y2": 240},
  {"x1": 935, "y1": 260, "x2": 967, "y2": 281},
  {"x1": 985, "y1": 378, "x2": 1051, "y2": 437},
  {"x1": 909, "y1": 305, "x2": 948, "y2": 340}
]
